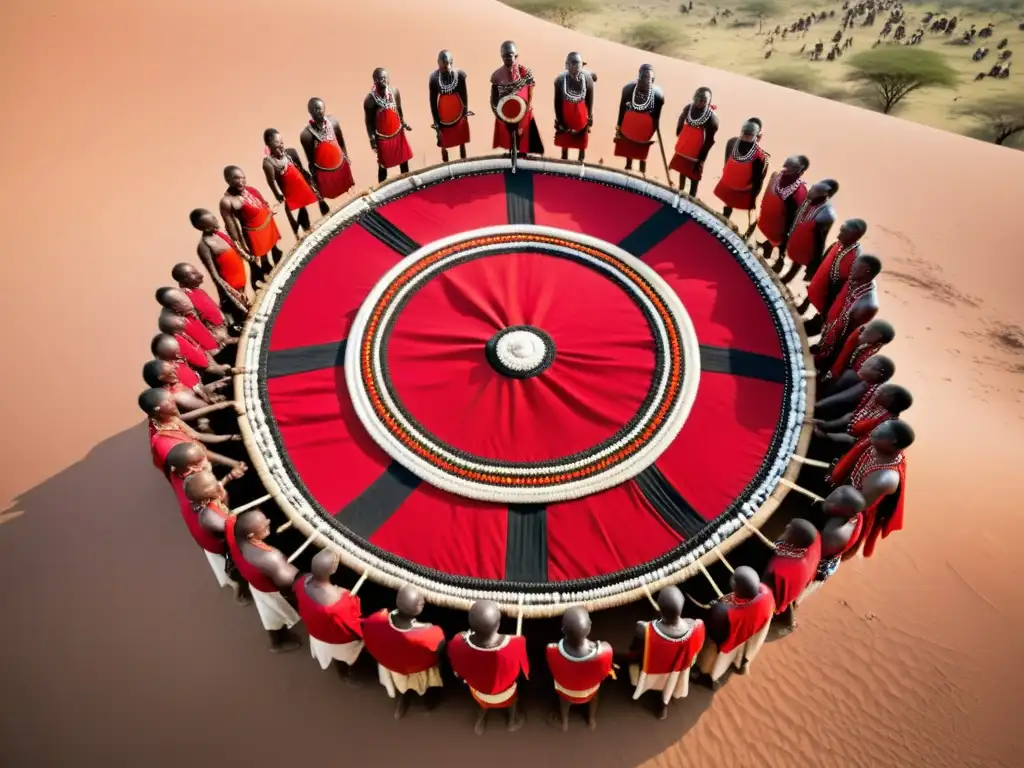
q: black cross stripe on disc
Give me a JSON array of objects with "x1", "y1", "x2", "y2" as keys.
[{"x1": 262, "y1": 175, "x2": 787, "y2": 575}]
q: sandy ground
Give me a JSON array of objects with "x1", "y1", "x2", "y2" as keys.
[
  {"x1": 2, "y1": 0, "x2": 1024, "y2": 766},
  {"x1": 508, "y1": 0, "x2": 1024, "y2": 142}
]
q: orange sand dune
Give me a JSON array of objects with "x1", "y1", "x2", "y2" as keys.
[{"x1": 1, "y1": 1, "x2": 1023, "y2": 766}]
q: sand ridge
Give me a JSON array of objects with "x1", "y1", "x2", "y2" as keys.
[{"x1": 1, "y1": 1, "x2": 1024, "y2": 766}]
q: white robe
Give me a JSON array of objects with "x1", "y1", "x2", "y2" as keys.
[
  {"x1": 251, "y1": 589, "x2": 301, "y2": 631},
  {"x1": 309, "y1": 636, "x2": 364, "y2": 670}
]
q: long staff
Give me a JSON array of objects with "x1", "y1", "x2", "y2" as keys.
[{"x1": 655, "y1": 124, "x2": 672, "y2": 184}]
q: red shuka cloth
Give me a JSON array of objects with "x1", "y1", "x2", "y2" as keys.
[
  {"x1": 669, "y1": 121, "x2": 708, "y2": 179},
  {"x1": 848, "y1": 386, "x2": 894, "y2": 439},
  {"x1": 311, "y1": 134, "x2": 355, "y2": 199},
  {"x1": 173, "y1": 359, "x2": 200, "y2": 390},
  {"x1": 172, "y1": 476, "x2": 228, "y2": 555},
  {"x1": 361, "y1": 609, "x2": 445, "y2": 675},
  {"x1": 448, "y1": 632, "x2": 529, "y2": 708},
  {"x1": 827, "y1": 329, "x2": 881, "y2": 382},
  {"x1": 175, "y1": 332, "x2": 208, "y2": 369},
  {"x1": 713, "y1": 145, "x2": 765, "y2": 210},
  {"x1": 815, "y1": 283, "x2": 874, "y2": 369},
  {"x1": 374, "y1": 106, "x2": 414, "y2": 169},
  {"x1": 224, "y1": 516, "x2": 280, "y2": 593},
  {"x1": 786, "y1": 210, "x2": 821, "y2": 266},
  {"x1": 615, "y1": 110, "x2": 655, "y2": 160},
  {"x1": 437, "y1": 93, "x2": 470, "y2": 148},
  {"x1": 213, "y1": 231, "x2": 248, "y2": 291},
  {"x1": 294, "y1": 577, "x2": 363, "y2": 644},
  {"x1": 719, "y1": 584, "x2": 775, "y2": 653},
  {"x1": 764, "y1": 535, "x2": 822, "y2": 614},
  {"x1": 149, "y1": 421, "x2": 192, "y2": 471},
  {"x1": 829, "y1": 439, "x2": 907, "y2": 559},
  {"x1": 239, "y1": 186, "x2": 281, "y2": 258},
  {"x1": 183, "y1": 313, "x2": 218, "y2": 351},
  {"x1": 182, "y1": 286, "x2": 225, "y2": 327},
  {"x1": 554, "y1": 98, "x2": 589, "y2": 149},
  {"x1": 545, "y1": 641, "x2": 614, "y2": 703},
  {"x1": 757, "y1": 175, "x2": 807, "y2": 246},
  {"x1": 279, "y1": 161, "x2": 319, "y2": 211},
  {"x1": 807, "y1": 242, "x2": 860, "y2": 312},
  {"x1": 639, "y1": 619, "x2": 706, "y2": 674},
  {"x1": 492, "y1": 68, "x2": 534, "y2": 151}
]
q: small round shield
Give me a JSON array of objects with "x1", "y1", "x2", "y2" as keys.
[{"x1": 497, "y1": 93, "x2": 528, "y2": 124}]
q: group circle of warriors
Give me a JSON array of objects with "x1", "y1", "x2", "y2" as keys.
[{"x1": 135, "y1": 39, "x2": 918, "y2": 731}]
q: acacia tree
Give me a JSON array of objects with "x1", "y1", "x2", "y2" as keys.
[
  {"x1": 954, "y1": 95, "x2": 1024, "y2": 146},
  {"x1": 846, "y1": 47, "x2": 957, "y2": 114},
  {"x1": 740, "y1": 0, "x2": 779, "y2": 34},
  {"x1": 510, "y1": 0, "x2": 597, "y2": 29}
]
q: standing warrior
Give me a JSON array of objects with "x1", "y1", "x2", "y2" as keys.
[
  {"x1": 628, "y1": 586, "x2": 705, "y2": 719},
  {"x1": 779, "y1": 179, "x2": 839, "y2": 284},
  {"x1": 804, "y1": 218, "x2": 867, "y2": 316},
  {"x1": 553, "y1": 52, "x2": 595, "y2": 162},
  {"x1": 828, "y1": 419, "x2": 913, "y2": 558},
  {"x1": 364, "y1": 68, "x2": 414, "y2": 184},
  {"x1": 669, "y1": 87, "x2": 719, "y2": 196},
  {"x1": 796, "y1": 486, "x2": 866, "y2": 603},
  {"x1": 545, "y1": 606, "x2": 615, "y2": 731},
  {"x1": 219, "y1": 166, "x2": 281, "y2": 290},
  {"x1": 757, "y1": 155, "x2": 809, "y2": 263},
  {"x1": 170, "y1": 263, "x2": 234, "y2": 336},
  {"x1": 613, "y1": 64, "x2": 665, "y2": 175},
  {"x1": 262, "y1": 128, "x2": 326, "y2": 237},
  {"x1": 224, "y1": 508, "x2": 303, "y2": 653},
  {"x1": 820, "y1": 318, "x2": 895, "y2": 392},
  {"x1": 294, "y1": 550, "x2": 364, "y2": 679},
  {"x1": 180, "y1": 467, "x2": 250, "y2": 605},
  {"x1": 490, "y1": 41, "x2": 545, "y2": 161},
  {"x1": 448, "y1": 600, "x2": 529, "y2": 734},
  {"x1": 763, "y1": 518, "x2": 821, "y2": 635},
  {"x1": 300, "y1": 98, "x2": 355, "y2": 201},
  {"x1": 189, "y1": 208, "x2": 251, "y2": 318},
  {"x1": 814, "y1": 355, "x2": 896, "y2": 421},
  {"x1": 429, "y1": 50, "x2": 471, "y2": 163},
  {"x1": 361, "y1": 585, "x2": 445, "y2": 719},
  {"x1": 695, "y1": 566, "x2": 775, "y2": 689},
  {"x1": 813, "y1": 254, "x2": 881, "y2": 375},
  {"x1": 713, "y1": 118, "x2": 769, "y2": 235},
  {"x1": 814, "y1": 382, "x2": 913, "y2": 447},
  {"x1": 139, "y1": 388, "x2": 238, "y2": 473}
]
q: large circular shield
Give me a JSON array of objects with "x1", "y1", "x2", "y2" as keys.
[{"x1": 497, "y1": 93, "x2": 528, "y2": 124}]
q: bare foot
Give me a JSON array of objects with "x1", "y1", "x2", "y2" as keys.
[
  {"x1": 270, "y1": 637, "x2": 300, "y2": 654},
  {"x1": 587, "y1": 716, "x2": 597, "y2": 731},
  {"x1": 508, "y1": 712, "x2": 526, "y2": 732},
  {"x1": 234, "y1": 591, "x2": 253, "y2": 607},
  {"x1": 474, "y1": 710, "x2": 487, "y2": 736},
  {"x1": 546, "y1": 711, "x2": 568, "y2": 732},
  {"x1": 657, "y1": 704, "x2": 669, "y2": 721},
  {"x1": 395, "y1": 695, "x2": 410, "y2": 720},
  {"x1": 737, "y1": 660, "x2": 751, "y2": 675}
]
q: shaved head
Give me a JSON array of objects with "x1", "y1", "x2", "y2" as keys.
[
  {"x1": 731, "y1": 565, "x2": 761, "y2": 599},
  {"x1": 184, "y1": 470, "x2": 221, "y2": 503},
  {"x1": 158, "y1": 310, "x2": 187, "y2": 335},
  {"x1": 311, "y1": 549, "x2": 340, "y2": 580},
  {"x1": 658, "y1": 585, "x2": 684, "y2": 619},
  {"x1": 784, "y1": 518, "x2": 818, "y2": 548},
  {"x1": 235, "y1": 508, "x2": 269, "y2": 537},
  {"x1": 468, "y1": 599, "x2": 502, "y2": 635},
  {"x1": 137, "y1": 387, "x2": 172, "y2": 416},
  {"x1": 822, "y1": 485, "x2": 866, "y2": 517},
  {"x1": 396, "y1": 584, "x2": 425, "y2": 617},
  {"x1": 562, "y1": 605, "x2": 592, "y2": 643},
  {"x1": 151, "y1": 333, "x2": 180, "y2": 360},
  {"x1": 167, "y1": 442, "x2": 206, "y2": 474},
  {"x1": 156, "y1": 288, "x2": 194, "y2": 314}
]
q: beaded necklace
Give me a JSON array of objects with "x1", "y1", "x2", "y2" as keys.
[
  {"x1": 817, "y1": 281, "x2": 874, "y2": 358},
  {"x1": 630, "y1": 82, "x2": 654, "y2": 112},
  {"x1": 685, "y1": 101, "x2": 713, "y2": 127},
  {"x1": 851, "y1": 449, "x2": 903, "y2": 490},
  {"x1": 241, "y1": 187, "x2": 264, "y2": 211},
  {"x1": 772, "y1": 173, "x2": 804, "y2": 200},
  {"x1": 561, "y1": 71, "x2": 586, "y2": 103},
  {"x1": 308, "y1": 117, "x2": 336, "y2": 144},
  {"x1": 371, "y1": 86, "x2": 396, "y2": 111},
  {"x1": 438, "y1": 69, "x2": 459, "y2": 94},
  {"x1": 773, "y1": 541, "x2": 809, "y2": 559},
  {"x1": 828, "y1": 242, "x2": 860, "y2": 285},
  {"x1": 731, "y1": 139, "x2": 758, "y2": 163}
]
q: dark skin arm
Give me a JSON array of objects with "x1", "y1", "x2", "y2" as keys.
[
  {"x1": 218, "y1": 197, "x2": 249, "y2": 258},
  {"x1": 815, "y1": 412, "x2": 854, "y2": 432},
  {"x1": 363, "y1": 94, "x2": 377, "y2": 148},
  {"x1": 206, "y1": 449, "x2": 243, "y2": 469},
  {"x1": 553, "y1": 76, "x2": 562, "y2": 130},
  {"x1": 697, "y1": 112, "x2": 719, "y2": 164},
  {"x1": 821, "y1": 517, "x2": 855, "y2": 557},
  {"x1": 178, "y1": 400, "x2": 240, "y2": 422},
  {"x1": 300, "y1": 128, "x2": 317, "y2": 171},
  {"x1": 861, "y1": 468, "x2": 900, "y2": 509},
  {"x1": 262, "y1": 157, "x2": 284, "y2": 202},
  {"x1": 675, "y1": 104, "x2": 688, "y2": 137},
  {"x1": 723, "y1": 136, "x2": 737, "y2": 167},
  {"x1": 585, "y1": 73, "x2": 595, "y2": 128},
  {"x1": 707, "y1": 602, "x2": 730, "y2": 647},
  {"x1": 750, "y1": 153, "x2": 768, "y2": 203},
  {"x1": 395, "y1": 88, "x2": 409, "y2": 129},
  {"x1": 652, "y1": 89, "x2": 665, "y2": 129},
  {"x1": 428, "y1": 73, "x2": 442, "y2": 131},
  {"x1": 196, "y1": 241, "x2": 244, "y2": 309},
  {"x1": 198, "y1": 504, "x2": 228, "y2": 537},
  {"x1": 331, "y1": 117, "x2": 347, "y2": 154},
  {"x1": 814, "y1": 383, "x2": 866, "y2": 414},
  {"x1": 615, "y1": 85, "x2": 630, "y2": 133},
  {"x1": 490, "y1": 82, "x2": 500, "y2": 115},
  {"x1": 779, "y1": 181, "x2": 800, "y2": 251},
  {"x1": 261, "y1": 549, "x2": 301, "y2": 590},
  {"x1": 286, "y1": 148, "x2": 316, "y2": 186}
]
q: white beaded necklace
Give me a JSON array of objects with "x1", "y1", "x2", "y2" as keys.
[
  {"x1": 630, "y1": 82, "x2": 654, "y2": 112},
  {"x1": 561, "y1": 71, "x2": 586, "y2": 103},
  {"x1": 438, "y1": 69, "x2": 459, "y2": 94},
  {"x1": 371, "y1": 86, "x2": 396, "y2": 111},
  {"x1": 732, "y1": 139, "x2": 758, "y2": 163},
  {"x1": 308, "y1": 117, "x2": 335, "y2": 143},
  {"x1": 772, "y1": 173, "x2": 803, "y2": 200},
  {"x1": 685, "y1": 102, "x2": 713, "y2": 127}
]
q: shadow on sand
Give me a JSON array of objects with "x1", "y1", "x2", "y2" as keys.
[{"x1": 0, "y1": 423, "x2": 781, "y2": 767}]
